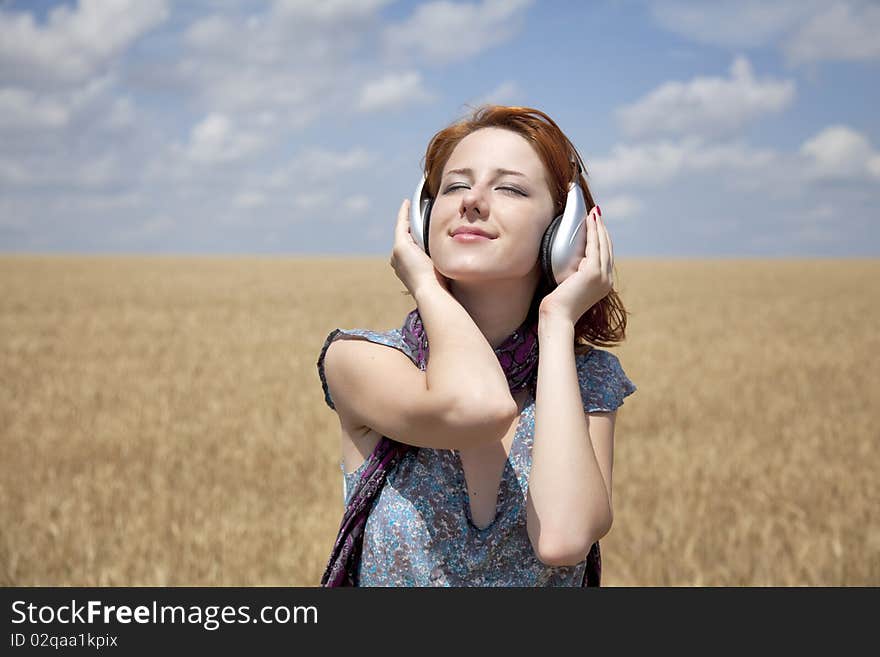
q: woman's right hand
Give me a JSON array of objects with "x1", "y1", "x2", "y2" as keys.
[{"x1": 390, "y1": 198, "x2": 450, "y2": 296}]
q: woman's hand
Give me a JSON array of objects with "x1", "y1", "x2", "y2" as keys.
[
  {"x1": 538, "y1": 205, "x2": 613, "y2": 324},
  {"x1": 389, "y1": 198, "x2": 450, "y2": 297}
]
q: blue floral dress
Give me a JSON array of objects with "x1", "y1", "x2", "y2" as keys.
[{"x1": 318, "y1": 326, "x2": 637, "y2": 586}]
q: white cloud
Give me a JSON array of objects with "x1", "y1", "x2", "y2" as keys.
[
  {"x1": 77, "y1": 154, "x2": 122, "y2": 188},
  {"x1": 294, "y1": 192, "x2": 332, "y2": 211},
  {"x1": 0, "y1": 151, "x2": 123, "y2": 188},
  {"x1": 0, "y1": 158, "x2": 29, "y2": 185},
  {"x1": 267, "y1": 147, "x2": 375, "y2": 188},
  {"x1": 0, "y1": 0, "x2": 169, "y2": 86},
  {"x1": 616, "y1": 56, "x2": 795, "y2": 139},
  {"x1": 343, "y1": 195, "x2": 371, "y2": 214},
  {"x1": 0, "y1": 88, "x2": 69, "y2": 129},
  {"x1": 176, "y1": 56, "x2": 327, "y2": 122},
  {"x1": 0, "y1": 74, "x2": 125, "y2": 134},
  {"x1": 650, "y1": 0, "x2": 880, "y2": 64},
  {"x1": 784, "y1": 2, "x2": 880, "y2": 64},
  {"x1": 589, "y1": 126, "x2": 880, "y2": 212},
  {"x1": 312, "y1": 195, "x2": 372, "y2": 225},
  {"x1": 590, "y1": 137, "x2": 778, "y2": 189},
  {"x1": 649, "y1": 0, "x2": 817, "y2": 48},
  {"x1": 383, "y1": 0, "x2": 534, "y2": 64},
  {"x1": 182, "y1": 14, "x2": 232, "y2": 50},
  {"x1": 466, "y1": 80, "x2": 522, "y2": 108},
  {"x1": 306, "y1": 148, "x2": 375, "y2": 178},
  {"x1": 107, "y1": 96, "x2": 136, "y2": 130},
  {"x1": 599, "y1": 196, "x2": 643, "y2": 220},
  {"x1": 176, "y1": 1, "x2": 391, "y2": 125},
  {"x1": 182, "y1": 113, "x2": 266, "y2": 164},
  {"x1": 591, "y1": 141, "x2": 686, "y2": 188},
  {"x1": 799, "y1": 125, "x2": 880, "y2": 181},
  {"x1": 233, "y1": 191, "x2": 268, "y2": 209},
  {"x1": 272, "y1": 0, "x2": 395, "y2": 23},
  {"x1": 356, "y1": 71, "x2": 433, "y2": 112}
]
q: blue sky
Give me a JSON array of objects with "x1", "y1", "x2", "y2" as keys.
[{"x1": 1, "y1": 0, "x2": 878, "y2": 257}]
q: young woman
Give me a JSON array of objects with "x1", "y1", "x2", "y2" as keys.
[{"x1": 317, "y1": 105, "x2": 636, "y2": 586}]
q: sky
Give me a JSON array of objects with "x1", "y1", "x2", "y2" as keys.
[{"x1": 0, "y1": 0, "x2": 878, "y2": 257}]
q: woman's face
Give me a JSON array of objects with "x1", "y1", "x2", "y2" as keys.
[{"x1": 428, "y1": 127, "x2": 556, "y2": 284}]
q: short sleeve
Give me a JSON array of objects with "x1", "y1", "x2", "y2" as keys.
[
  {"x1": 575, "y1": 349, "x2": 637, "y2": 413},
  {"x1": 316, "y1": 327, "x2": 417, "y2": 411}
]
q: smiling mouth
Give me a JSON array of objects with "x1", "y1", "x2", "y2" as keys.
[
  {"x1": 451, "y1": 227, "x2": 496, "y2": 238},
  {"x1": 451, "y1": 232, "x2": 493, "y2": 241}
]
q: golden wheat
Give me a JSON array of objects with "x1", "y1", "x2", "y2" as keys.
[{"x1": 1, "y1": 255, "x2": 877, "y2": 586}]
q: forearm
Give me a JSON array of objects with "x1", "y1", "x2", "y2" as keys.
[
  {"x1": 413, "y1": 284, "x2": 517, "y2": 419},
  {"x1": 527, "y1": 312, "x2": 612, "y2": 563}
]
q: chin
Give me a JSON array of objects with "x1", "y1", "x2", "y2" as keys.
[
  {"x1": 437, "y1": 266, "x2": 491, "y2": 284},
  {"x1": 434, "y1": 243, "x2": 538, "y2": 282},
  {"x1": 438, "y1": 261, "x2": 531, "y2": 284}
]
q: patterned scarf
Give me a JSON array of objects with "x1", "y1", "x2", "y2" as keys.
[{"x1": 320, "y1": 307, "x2": 600, "y2": 586}]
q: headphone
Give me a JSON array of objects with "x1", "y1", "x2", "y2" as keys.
[{"x1": 409, "y1": 164, "x2": 589, "y2": 289}]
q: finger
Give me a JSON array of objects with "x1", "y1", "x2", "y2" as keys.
[
  {"x1": 585, "y1": 207, "x2": 598, "y2": 268},
  {"x1": 603, "y1": 218, "x2": 614, "y2": 275},
  {"x1": 395, "y1": 199, "x2": 411, "y2": 243},
  {"x1": 596, "y1": 210, "x2": 608, "y2": 274},
  {"x1": 597, "y1": 212, "x2": 613, "y2": 275},
  {"x1": 599, "y1": 213, "x2": 614, "y2": 274}
]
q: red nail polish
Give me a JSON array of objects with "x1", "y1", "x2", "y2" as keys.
[{"x1": 596, "y1": 205, "x2": 602, "y2": 217}]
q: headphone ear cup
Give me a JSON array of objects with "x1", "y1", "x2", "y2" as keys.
[
  {"x1": 540, "y1": 214, "x2": 562, "y2": 288},
  {"x1": 422, "y1": 199, "x2": 433, "y2": 256}
]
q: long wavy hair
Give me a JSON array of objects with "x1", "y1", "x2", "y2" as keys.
[{"x1": 419, "y1": 104, "x2": 628, "y2": 350}]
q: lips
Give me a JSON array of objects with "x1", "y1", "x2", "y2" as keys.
[{"x1": 451, "y1": 226, "x2": 496, "y2": 238}]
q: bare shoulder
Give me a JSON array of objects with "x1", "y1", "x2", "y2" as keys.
[
  {"x1": 324, "y1": 338, "x2": 402, "y2": 474},
  {"x1": 322, "y1": 335, "x2": 426, "y2": 427}
]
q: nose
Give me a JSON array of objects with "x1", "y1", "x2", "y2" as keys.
[{"x1": 459, "y1": 185, "x2": 487, "y2": 218}]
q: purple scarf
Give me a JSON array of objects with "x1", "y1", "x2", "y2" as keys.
[
  {"x1": 400, "y1": 307, "x2": 540, "y2": 395},
  {"x1": 320, "y1": 308, "x2": 600, "y2": 587}
]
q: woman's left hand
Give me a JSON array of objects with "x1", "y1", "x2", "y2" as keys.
[{"x1": 538, "y1": 205, "x2": 614, "y2": 324}]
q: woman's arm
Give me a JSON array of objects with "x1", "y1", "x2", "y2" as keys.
[
  {"x1": 322, "y1": 283, "x2": 518, "y2": 450},
  {"x1": 413, "y1": 282, "x2": 518, "y2": 423},
  {"x1": 389, "y1": 197, "x2": 518, "y2": 428},
  {"x1": 526, "y1": 309, "x2": 615, "y2": 567}
]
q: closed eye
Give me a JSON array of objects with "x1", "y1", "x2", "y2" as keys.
[{"x1": 442, "y1": 184, "x2": 527, "y2": 196}]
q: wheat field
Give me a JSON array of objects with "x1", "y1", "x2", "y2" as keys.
[{"x1": 1, "y1": 256, "x2": 877, "y2": 586}]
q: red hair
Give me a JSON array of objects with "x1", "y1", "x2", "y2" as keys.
[{"x1": 421, "y1": 104, "x2": 628, "y2": 349}]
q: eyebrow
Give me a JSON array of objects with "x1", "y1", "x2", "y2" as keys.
[{"x1": 445, "y1": 167, "x2": 529, "y2": 180}]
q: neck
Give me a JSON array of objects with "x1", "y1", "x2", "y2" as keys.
[{"x1": 448, "y1": 264, "x2": 541, "y2": 349}]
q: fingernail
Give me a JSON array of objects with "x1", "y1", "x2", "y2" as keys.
[{"x1": 596, "y1": 205, "x2": 602, "y2": 217}]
